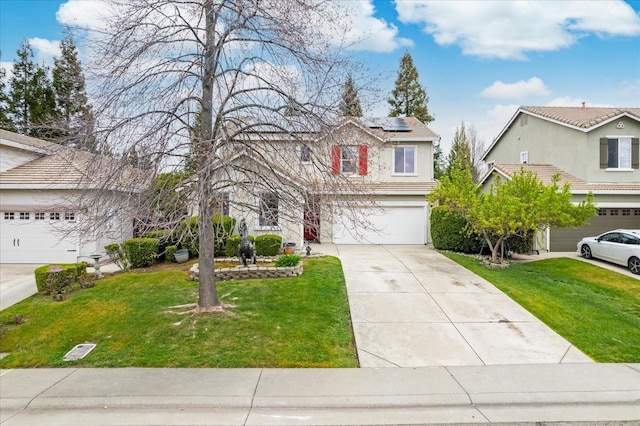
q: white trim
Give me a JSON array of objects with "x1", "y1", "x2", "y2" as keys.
[
  {"x1": 571, "y1": 190, "x2": 640, "y2": 195},
  {"x1": 604, "y1": 168, "x2": 634, "y2": 172},
  {"x1": 592, "y1": 202, "x2": 640, "y2": 208},
  {"x1": 392, "y1": 145, "x2": 417, "y2": 175}
]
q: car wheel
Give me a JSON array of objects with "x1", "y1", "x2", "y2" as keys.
[
  {"x1": 580, "y1": 244, "x2": 592, "y2": 259},
  {"x1": 629, "y1": 257, "x2": 640, "y2": 275}
]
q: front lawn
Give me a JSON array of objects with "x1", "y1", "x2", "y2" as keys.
[
  {"x1": 0, "y1": 257, "x2": 358, "y2": 368},
  {"x1": 443, "y1": 253, "x2": 640, "y2": 363}
]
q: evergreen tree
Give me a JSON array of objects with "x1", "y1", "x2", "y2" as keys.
[
  {"x1": 52, "y1": 33, "x2": 97, "y2": 151},
  {"x1": 446, "y1": 121, "x2": 473, "y2": 176},
  {"x1": 0, "y1": 52, "x2": 14, "y2": 131},
  {"x1": 339, "y1": 74, "x2": 362, "y2": 117},
  {"x1": 8, "y1": 40, "x2": 56, "y2": 138},
  {"x1": 388, "y1": 52, "x2": 433, "y2": 124}
]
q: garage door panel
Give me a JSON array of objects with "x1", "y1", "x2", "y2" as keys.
[
  {"x1": 334, "y1": 206, "x2": 426, "y2": 245},
  {"x1": 551, "y1": 210, "x2": 640, "y2": 252},
  {"x1": 1, "y1": 217, "x2": 78, "y2": 263}
]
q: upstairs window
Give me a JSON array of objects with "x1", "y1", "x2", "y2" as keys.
[
  {"x1": 601, "y1": 137, "x2": 639, "y2": 169},
  {"x1": 332, "y1": 145, "x2": 367, "y2": 175},
  {"x1": 258, "y1": 192, "x2": 279, "y2": 228},
  {"x1": 300, "y1": 145, "x2": 312, "y2": 163},
  {"x1": 393, "y1": 146, "x2": 416, "y2": 174}
]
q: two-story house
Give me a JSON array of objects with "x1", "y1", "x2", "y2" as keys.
[
  {"x1": 481, "y1": 106, "x2": 640, "y2": 251},
  {"x1": 201, "y1": 116, "x2": 439, "y2": 247},
  {"x1": 0, "y1": 130, "x2": 144, "y2": 264}
]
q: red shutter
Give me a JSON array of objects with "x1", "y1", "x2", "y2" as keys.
[
  {"x1": 358, "y1": 145, "x2": 368, "y2": 176},
  {"x1": 331, "y1": 145, "x2": 340, "y2": 174}
]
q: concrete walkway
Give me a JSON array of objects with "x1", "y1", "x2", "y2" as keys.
[
  {"x1": 1, "y1": 245, "x2": 639, "y2": 425},
  {"x1": 334, "y1": 244, "x2": 591, "y2": 367}
]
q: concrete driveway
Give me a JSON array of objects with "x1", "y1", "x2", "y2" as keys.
[
  {"x1": 332, "y1": 245, "x2": 592, "y2": 368},
  {"x1": 0, "y1": 264, "x2": 41, "y2": 311}
]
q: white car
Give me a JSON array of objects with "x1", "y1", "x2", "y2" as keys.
[{"x1": 577, "y1": 229, "x2": 640, "y2": 275}]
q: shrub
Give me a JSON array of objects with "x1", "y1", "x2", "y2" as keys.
[
  {"x1": 177, "y1": 215, "x2": 236, "y2": 257},
  {"x1": 225, "y1": 234, "x2": 255, "y2": 257},
  {"x1": 213, "y1": 215, "x2": 236, "y2": 256},
  {"x1": 430, "y1": 206, "x2": 483, "y2": 254},
  {"x1": 105, "y1": 243, "x2": 130, "y2": 271},
  {"x1": 504, "y1": 230, "x2": 535, "y2": 255},
  {"x1": 165, "y1": 245, "x2": 178, "y2": 263},
  {"x1": 122, "y1": 238, "x2": 159, "y2": 268},
  {"x1": 275, "y1": 254, "x2": 301, "y2": 267},
  {"x1": 34, "y1": 263, "x2": 87, "y2": 295},
  {"x1": 254, "y1": 234, "x2": 282, "y2": 256},
  {"x1": 145, "y1": 229, "x2": 172, "y2": 260}
]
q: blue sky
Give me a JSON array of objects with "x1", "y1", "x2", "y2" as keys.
[{"x1": 1, "y1": 0, "x2": 639, "y2": 153}]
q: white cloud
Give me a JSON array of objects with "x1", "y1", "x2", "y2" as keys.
[
  {"x1": 28, "y1": 38, "x2": 61, "y2": 66},
  {"x1": 480, "y1": 77, "x2": 551, "y2": 99},
  {"x1": 1, "y1": 62, "x2": 14, "y2": 80},
  {"x1": 335, "y1": 1, "x2": 413, "y2": 52},
  {"x1": 395, "y1": 0, "x2": 640, "y2": 60},
  {"x1": 57, "y1": 0, "x2": 110, "y2": 31}
]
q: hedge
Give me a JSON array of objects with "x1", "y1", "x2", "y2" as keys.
[
  {"x1": 175, "y1": 215, "x2": 236, "y2": 257},
  {"x1": 430, "y1": 206, "x2": 483, "y2": 254},
  {"x1": 34, "y1": 263, "x2": 86, "y2": 294},
  {"x1": 254, "y1": 234, "x2": 282, "y2": 256},
  {"x1": 225, "y1": 234, "x2": 255, "y2": 257},
  {"x1": 122, "y1": 238, "x2": 159, "y2": 268}
]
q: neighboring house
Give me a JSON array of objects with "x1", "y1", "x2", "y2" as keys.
[
  {"x1": 198, "y1": 116, "x2": 439, "y2": 247},
  {"x1": 481, "y1": 106, "x2": 640, "y2": 251},
  {"x1": 0, "y1": 130, "x2": 145, "y2": 264}
]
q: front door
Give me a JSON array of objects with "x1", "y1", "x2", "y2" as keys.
[{"x1": 303, "y1": 200, "x2": 320, "y2": 242}]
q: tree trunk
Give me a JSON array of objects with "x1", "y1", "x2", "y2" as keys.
[{"x1": 197, "y1": 0, "x2": 220, "y2": 311}]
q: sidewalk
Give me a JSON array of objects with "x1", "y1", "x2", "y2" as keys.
[{"x1": 1, "y1": 364, "x2": 639, "y2": 425}]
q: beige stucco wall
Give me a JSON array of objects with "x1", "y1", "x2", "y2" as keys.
[{"x1": 486, "y1": 113, "x2": 640, "y2": 184}]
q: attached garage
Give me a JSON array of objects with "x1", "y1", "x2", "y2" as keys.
[
  {"x1": 0, "y1": 211, "x2": 80, "y2": 264},
  {"x1": 550, "y1": 208, "x2": 640, "y2": 251},
  {"x1": 333, "y1": 203, "x2": 428, "y2": 245}
]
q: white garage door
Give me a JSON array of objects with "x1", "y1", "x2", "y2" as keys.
[
  {"x1": 1, "y1": 212, "x2": 79, "y2": 264},
  {"x1": 333, "y1": 205, "x2": 427, "y2": 245}
]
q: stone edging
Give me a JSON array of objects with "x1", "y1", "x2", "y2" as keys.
[{"x1": 190, "y1": 258, "x2": 308, "y2": 282}]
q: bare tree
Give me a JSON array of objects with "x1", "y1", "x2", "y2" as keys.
[
  {"x1": 466, "y1": 123, "x2": 486, "y2": 183},
  {"x1": 82, "y1": 0, "x2": 379, "y2": 312}
]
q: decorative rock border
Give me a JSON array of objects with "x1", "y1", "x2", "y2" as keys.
[{"x1": 189, "y1": 257, "x2": 305, "y2": 282}]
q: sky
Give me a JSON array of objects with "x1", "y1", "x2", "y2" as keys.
[{"x1": 1, "y1": 0, "x2": 639, "y2": 154}]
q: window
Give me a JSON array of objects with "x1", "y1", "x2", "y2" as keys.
[
  {"x1": 520, "y1": 151, "x2": 528, "y2": 164},
  {"x1": 35, "y1": 212, "x2": 45, "y2": 220},
  {"x1": 65, "y1": 213, "x2": 75, "y2": 221},
  {"x1": 622, "y1": 234, "x2": 640, "y2": 245},
  {"x1": 258, "y1": 192, "x2": 279, "y2": 227},
  {"x1": 599, "y1": 232, "x2": 621, "y2": 243},
  {"x1": 622, "y1": 209, "x2": 630, "y2": 216},
  {"x1": 610, "y1": 209, "x2": 619, "y2": 216},
  {"x1": 19, "y1": 212, "x2": 29, "y2": 220},
  {"x1": 212, "y1": 192, "x2": 230, "y2": 216},
  {"x1": 331, "y1": 145, "x2": 367, "y2": 175},
  {"x1": 394, "y1": 146, "x2": 416, "y2": 174},
  {"x1": 635, "y1": 209, "x2": 640, "y2": 216},
  {"x1": 597, "y1": 209, "x2": 607, "y2": 216},
  {"x1": 601, "y1": 137, "x2": 636, "y2": 169},
  {"x1": 300, "y1": 145, "x2": 312, "y2": 163},
  {"x1": 341, "y1": 146, "x2": 358, "y2": 174},
  {"x1": 50, "y1": 212, "x2": 60, "y2": 220},
  {"x1": 4, "y1": 212, "x2": 15, "y2": 220}
]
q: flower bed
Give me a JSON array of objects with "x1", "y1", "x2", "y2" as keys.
[{"x1": 189, "y1": 257, "x2": 304, "y2": 282}]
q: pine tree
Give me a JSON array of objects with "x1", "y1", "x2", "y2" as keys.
[
  {"x1": 339, "y1": 74, "x2": 362, "y2": 117},
  {"x1": 52, "y1": 33, "x2": 97, "y2": 151},
  {"x1": 0, "y1": 52, "x2": 14, "y2": 131},
  {"x1": 7, "y1": 40, "x2": 56, "y2": 138},
  {"x1": 446, "y1": 121, "x2": 473, "y2": 176},
  {"x1": 388, "y1": 52, "x2": 432, "y2": 124}
]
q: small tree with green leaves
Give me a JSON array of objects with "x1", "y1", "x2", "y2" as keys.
[{"x1": 429, "y1": 167, "x2": 596, "y2": 263}]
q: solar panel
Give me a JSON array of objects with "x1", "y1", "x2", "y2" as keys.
[{"x1": 362, "y1": 117, "x2": 411, "y2": 132}]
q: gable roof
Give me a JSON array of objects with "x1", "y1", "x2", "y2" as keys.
[
  {"x1": 483, "y1": 106, "x2": 640, "y2": 161},
  {"x1": 0, "y1": 129, "x2": 148, "y2": 191},
  {"x1": 481, "y1": 163, "x2": 640, "y2": 193}
]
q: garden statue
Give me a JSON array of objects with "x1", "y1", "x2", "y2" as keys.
[{"x1": 238, "y1": 219, "x2": 256, "y2": 266}]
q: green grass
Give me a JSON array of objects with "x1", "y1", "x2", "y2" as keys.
[
  {"x1": 443, "y1": 252, "x2": 640, "y2": 363},
  {"x1": 0, "y1": 257, "x2": 358, "y2": 368}
]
